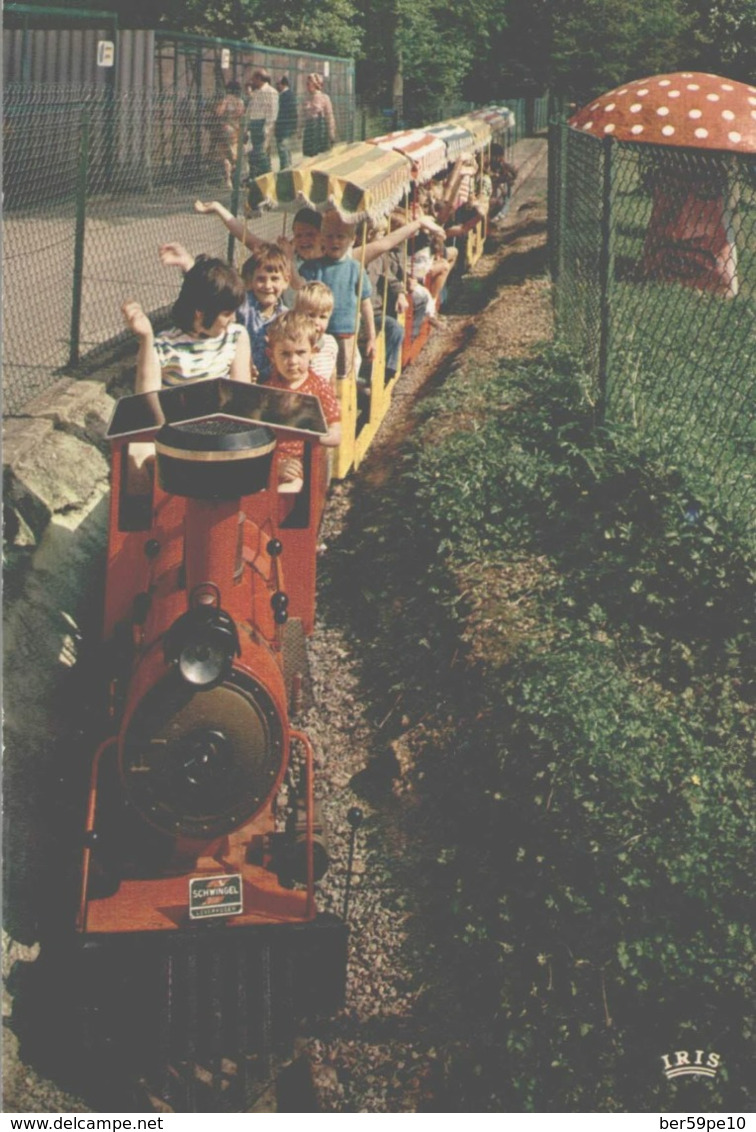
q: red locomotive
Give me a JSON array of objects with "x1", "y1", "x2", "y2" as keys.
[
  {"x1": 70, "y1": 110, "x2": 513, "y2": 1107},
  {"x1": 76, "y1": 378, "x2": 346, "y2": 1110}
]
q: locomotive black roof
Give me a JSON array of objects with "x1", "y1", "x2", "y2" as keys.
[{"x1": 106, "y1": 378, "x2": 329, "y2": 441}]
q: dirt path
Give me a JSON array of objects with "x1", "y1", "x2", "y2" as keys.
[{"x1": 286, "y1": 142, "x2": 553, "y2": 1112}]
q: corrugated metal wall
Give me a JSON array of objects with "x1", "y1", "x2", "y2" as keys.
[
  {"x1": 115, "y1": 29, "x2": 155, "y2": 96},
  {"x1": 5, "y1": 27, "x2": 104, "y2": 85},
  {"x1": 3, "y1": 28, "x2": 155, "y2": 92}
]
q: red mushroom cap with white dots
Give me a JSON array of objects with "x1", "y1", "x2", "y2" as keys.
[{"x1": 570, "y1": 72, "x2": 756, "y2": 151}]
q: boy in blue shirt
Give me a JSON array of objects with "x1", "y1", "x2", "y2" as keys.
[
  {"x1": 289, "y1": 211, "x2": 375, "y2": 378},
  {"x1": 237, "y1": 243, "x2": 290, "y2": 382}
]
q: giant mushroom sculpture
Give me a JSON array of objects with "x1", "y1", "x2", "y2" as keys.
[{"x1": 569, "y1": 72, "x2": 756, "y2": 296}]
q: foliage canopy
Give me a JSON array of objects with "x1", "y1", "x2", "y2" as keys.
[{"x1": 31, "y1": 0, "x2": 756, "y2": 105}]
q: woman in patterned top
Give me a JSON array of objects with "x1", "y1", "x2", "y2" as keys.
[
  {"x1": 302, "y1": 73, "x2": 336, "y2": 157},
  {"x1": 122, "y1": 256, "x2": 252, "y2": 393}
]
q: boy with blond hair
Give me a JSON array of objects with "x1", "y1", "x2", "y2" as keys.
[
  {"x1": 265, "y1": 311, "x2": 341, "y2": 489},
  {"x1": 288, "y1": 211, "x2": 375, "y2": 379},
  {"x1": 294, "y1": 281, "x2": 338, "y2": 385}
]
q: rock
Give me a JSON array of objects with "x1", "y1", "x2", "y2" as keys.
[
  {"x1": 22, "y1": 379, "x2": 115, "y2": 451},
  {"x1": 4, "y1": 424, "x2": 108, "y2": 545}
]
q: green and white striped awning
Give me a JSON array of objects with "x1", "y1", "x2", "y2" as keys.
[
  {"x1": 449, "y1": 114, "x2": 492, "y2": 151},
  {"x1": 246, "y1": 148, "x2": 341, "y2": 214},
  {"x1": 248, "y1": 142, "x2": 413, "y2": 221},
  {"x1": 424, "y1": 121, "x2": 477, "y2": 161}
]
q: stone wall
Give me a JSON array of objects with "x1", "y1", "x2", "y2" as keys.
[{"x1": 3, "y1": 377, "x2": 115, "y2": 961}]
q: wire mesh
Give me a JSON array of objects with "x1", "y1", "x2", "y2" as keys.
[
  {"x1": 532, "y1": 95, "x2": 550, "y2": 135},
  {"x1": 552, "y1": 125, "x2": 756, "y2": 544},
  {"x1": 2, "y1": 85, "x2": 325, "y2": 413},
  {"x1": 153, "y1": 34, "x2": 357, "y2": 148},
  {"x1": 557, "y1": 128, "x2": 605, "y2": 387},
  {"x1": 3, "y1": 83, "x2": 537, "y2": 415}
]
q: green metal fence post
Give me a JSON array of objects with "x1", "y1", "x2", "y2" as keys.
[
  {"x1": 598, "y1": 135, "x2": 616, "y2": 421},
  {"x1": 145, "y1": 88, "x2": 155, "y2": 194},
  {"x1": 348, "y1": 60, "x2": 356, "y2": 142},
  {"x1": 547, "y1": 119, "x2": 558, "y2": 283},
  {"x1": 554, "y1": 119, "x2": 569, "y2": 328},
  {"x1": 69, "y1": 106, "x2": 90, "y2": 368}
]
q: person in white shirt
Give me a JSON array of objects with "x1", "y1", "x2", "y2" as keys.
[{"x1": 245, "y1": 68, "x2": 279, "y2": 178}]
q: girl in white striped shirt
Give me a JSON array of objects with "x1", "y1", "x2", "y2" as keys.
[{"x1": 122, "y1": 256, "x2": 252, "y2": 394}]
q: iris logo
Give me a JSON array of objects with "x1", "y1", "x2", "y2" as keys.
[{"x1": 660, "y1": 1049, "x2": 721, "y2": 1080}]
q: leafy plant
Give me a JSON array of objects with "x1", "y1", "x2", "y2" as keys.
[{"x1": 326, "y1": 343, "x2": 756, "y2": 1111}]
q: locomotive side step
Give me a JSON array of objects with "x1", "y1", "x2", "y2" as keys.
[{"x1": 281, "y1": 617, "x2": 315, "y2": 714}]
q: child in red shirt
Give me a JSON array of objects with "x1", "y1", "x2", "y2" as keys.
[{"x1": 265, "y1": 311, "x2": 341, "y2": 490}]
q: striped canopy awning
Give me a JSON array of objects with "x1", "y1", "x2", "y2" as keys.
[
  {"x1": 246, "y1": 146, "x2": 350, "y2": 214},
  {"x1": 306, "y1": 142, "x2": 413, "y2": 220},
  {"x1": 424, "y1": 121, "x2": 477, "y2": 161},
  {"x1": 449, "y1": 115, "x2": 492, "y2": 151},
  {"x1": 248, "y1": 142, "x2": 412, "y2": 221},
  {"x1": 471, "y1": 105, "x2": 516, "y2": 140},
  {"x1": 371, "y1": 128, "x2": 449, "y2": 182}
]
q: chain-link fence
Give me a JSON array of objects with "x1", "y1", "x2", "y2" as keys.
[
  {"x1": 550, "y1": 121, "x2": 756, "y2": 546},
  {"x1": 3, "y1": 82, "x2": 540, "y2": 414},
  {"x1": 152, "y1": 33, "x2": 356, "y2": 149},
  {"x1": 2, "y1": 84, "x2": 342, "y2": 413}
]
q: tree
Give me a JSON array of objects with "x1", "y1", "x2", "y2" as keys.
[
  {"x1": 463, "y1": 0, "x2": 552, "y2": 101},
  {"x1": 357, "y1": 0, "x2": 507, "y2": 124},
  {"x1": 550, "y1": 0, "x2": 692, "y2": 104},
  {"x1": 84, "y1": 0, "x2": 362, "y2": 59},
  {"x1": 679, "y1": 0, "x2": 756, "y2": 82}
]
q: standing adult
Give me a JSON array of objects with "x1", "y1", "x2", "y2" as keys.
[
  {"x1": 275, "y1": 76, "x2": 298, "y2": 171},
  {"x1": 245, "y1": 68, "x2": 279, "y2": 178},
  {"x1": 302, "y1": 73, "x2": 336, "y2": 158},
  {"x1": 207, "y1": 80, "x2": 246, "y2": 189}
]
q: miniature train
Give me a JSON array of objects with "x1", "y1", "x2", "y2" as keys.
[{"x1": 75, "y1": 108, "x2": 515, "y2": 1111}]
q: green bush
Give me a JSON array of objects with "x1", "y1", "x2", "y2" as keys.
[{"x1": 340, "y1": 346, "x2": 756, "y2": 1110}]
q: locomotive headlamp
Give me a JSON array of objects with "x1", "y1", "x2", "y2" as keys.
[{"x1": 164, "y1": 600, "x2": 240, "y2": 689}]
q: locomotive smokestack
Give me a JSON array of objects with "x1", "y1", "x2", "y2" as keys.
[
  {"x1": 154, "y1": 416, "x2": 276, "y2": 596},
  {"x1": 184, "y1": 498, "x2": 240, "y2": 597}
]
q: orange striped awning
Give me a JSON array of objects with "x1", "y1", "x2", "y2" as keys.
[{"x1": 371, "y1": 129, "x2": 449, "y2": 181}]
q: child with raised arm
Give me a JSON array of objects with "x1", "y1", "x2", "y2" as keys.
[
  {"x1": 265, "y1": 311, "x2": 341, "y2": 490},
  {"x1": 194, "y1": 200, "x2": 323, "y2": 264},
  {"x1": 122, "y1": 255, "x2": 251, "y2": 393},
  {"x1": 293, "y1": 282, "x2": 338, "y2": 385},
  {"x1": 289, "y1": 211, "x2": 375, "y2": 379},
  {"x1": 157, "y1": 240, "x2": 289, "y2": 384}
]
